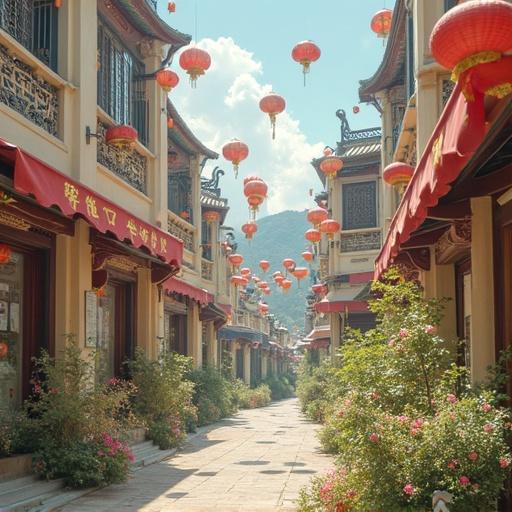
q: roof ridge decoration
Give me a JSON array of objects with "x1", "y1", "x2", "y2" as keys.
[{"x1": 336, "y1": 109, "x2": 381, "y2": 153}]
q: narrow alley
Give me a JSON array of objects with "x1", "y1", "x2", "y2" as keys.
[{"x1": 59, "y1": 399, "x2": 332, "y2": 512}]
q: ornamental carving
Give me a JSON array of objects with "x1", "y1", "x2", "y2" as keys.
[
  {"x1": 442, "y1": 79, "x2": 455, "y2": 107},
  {"x1": 436, "y1": 219, "x2": 471, "y2": 264},
  {"x1": 340, "y1": 231, "x2": 381, "y2": 253},
  {"x1": 96, "y1": 121, "x2": 147, "y2": 194},
  {"x1": 0, "y1": 44, "x2": 59, "y2": 136},
  {"x1": 167, "y1": 215, "x2": 194, "y2": 252},
  {"x1": 201, "y1": 259, "x2": 213, "y2": 281}
]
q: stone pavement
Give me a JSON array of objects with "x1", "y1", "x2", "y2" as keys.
[{"x1": 59, "y1": 398, "x2": 333, "y2": 511}]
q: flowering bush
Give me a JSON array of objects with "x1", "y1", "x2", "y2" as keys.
[
  {"x1": 263, "y1": 374, "x2": 295, "y2": 400},
  {"x1": 298, "y1": 268, "x2": 512, "y2": 511},
  {"x1": 233, "y1": 381, "x2": 272, "y2": 409}
]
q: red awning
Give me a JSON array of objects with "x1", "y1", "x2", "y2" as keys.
[
  {"x1": 304, "y1": 325, "x2": 331, "y2": 341},
  {"x1": 375, "y1": 83, "x2": 486, "y2": 279},
  {"x1": 218, "y1": 303, "x2": 233, "y2": 317},
  {"x1": 349, "y1": 272, "x2": 374, "y2": 284},
  {"x1": 315, "y1": 299, "x2": 369, "y2": 314},
  {"x1": 164, "y1": 277, "x2": 213, "y2": 305},
  {"x1": 0, "y1": 139, "x2": 182, "y2": 268}
]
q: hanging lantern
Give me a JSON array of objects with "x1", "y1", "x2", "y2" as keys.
[
  {"x1": 242, "y1": 221, "x2": 258, "y2": 240},
  {"x1": 319, "y1": 219, "x2": 340, "y2": 240},
  {"x1": 105, "y1": 125, "x2": 138, "y2": 151},
  {"x1": 259, "y1": 93, "x2": 286, "y2": 140},
  {"x1": 371, "y1": 9, "x2": 393, "y2": 40},
  {"x1": 281, "y1": 279, "x2": 292, "y2": 293},
  {"x1": 155, "y1": 69, "x2": 179, "y2": 92},
  {"x1": 292, "y1": 40, "x2": 321, "y2": 86},
  {"x1": 179, "y1": 47, "x2": 211, "y2": 88},
  {"x1": 244, "y1": 177, "x2": 268, "y2": 218},
  {"x1": 0, "y1": 341, "x2": 7, "y2": 359},
  {"x1": 353, "y1": 106, "x2": 360, "y2": 114},
  {"x1": 259, "y1": 303, "x2": 269, "y2": 315},
  {"x1": 272, "y1": 271, "x2": 283, "y2": 279},
  {"x1": 320, "y1": 148, "x2": 343, "y2": 181},
  {"x1": 383, "y1": 162, "x2": 414, "y2": 194},
  {"x1": 259, "y1": 260, "x2": 270, "y2": 273},
  {"x1": 275, "y1": 275, "x2": 285, "y2": 286},
  {"x1": 307, "y1": 206, "x2": 328, "y2": 227},
  {"x1": 168, "y1": 1, "x2": 176, "y2": 12},
  {"x1": 282, "y1": 258, "x2": 296, "y2": 275},
  {"x1": 0, "y1": 244, "x2": 11, "y2": 265},
  {"x1": 263, "y1": 288, "x2": 271, "y2": 296},
  {"x1": 203, "y1": 210, "x2": 220, "y2": 224},
  {"x1": 54, "y1": 0, "x2": 62, "y2": 7},
  {"x1": 312, "y1": 283, "x2": 327, "y2": 295},
  {"x1": 305, "y1": 228, "x2": 321, "y2": 244},
  {"x1": 257, "y1": 281, "x2": 269, "y2": 290},
  {"x1": 430, "y1": 0, "x2": 512, "y2": 105},
  {"x1": 222, "y1": 139, "x2": 249, "y2": 178},
  {"x1": 302, "y1": 251, "x2": 314, "y2": 263},
  {"x1": 167, "y1": 117, "x2": 174, "y2": 129},
  {"x1": 231, "y1": 275, "x2": 247, "y2": 288},
  {"x1": 225, "y1": 245, "x2": 233, "y2": 255},
  {"x1": 240, "y1": 267, "x2": 252, "y2": 278},
  {"x1": 228, "y1": 253, "x2": 244, "y2": 270},
  {"x1": 252, "y1": 276, "x2": 261, "y2": 283},
  {"x1": 292, "y1": 267, "x2": 309, "y2": 288}
]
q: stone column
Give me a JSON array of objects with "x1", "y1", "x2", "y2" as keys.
[
  {"x1": 206, "y1": 322, "x2": 218, "y2": 367},
  {"x1": 137, "y1": 268, "x2": 157, "y2": 360},
  {"x1": 470, "y1": 197, "x2": 495, "y2": 384},
  {"x1": 330, "y1": 313, "x2": 341, "y2": 363},
  {"x1": 55, "y1": 219, "x2": 92, "y2": 355},
  {"x1": 243, "y1": 345, "x2": 251, "y2": 386},
  {"x1": 191, "y1": 156, "x2": 202, "y2": 272},
  {"x1": 230, "y1": 342, "x2": 238, "y2": 378},
  {"x1": 261, "y1": 353, "x2": 268, "y2": 379},
  {"x1": 187, "y1": 302, "x2": 203, "y2": 368}
]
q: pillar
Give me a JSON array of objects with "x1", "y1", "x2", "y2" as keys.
[
  {"x1": 187, "y1": 302, "x2": 203, "y2": 368},
  {"x1": 137, "y1": 268, "x2": 156, "y2": 359},
  {"x1": 261, "y1": 353, "x2": 268, "y2": 379},
  {"x1": 330, "y1": 313, "x2": 341, "y2": 364},
  {"x1": 206, "y1": 322, "x2": 218, "y2": 367},
  {"x1": 243, "y1": 345, "x2": 251, "y2": 386},
  {"x1": 230, "y1": 342, "x2": 238, "y2": 378},
  {"x1": 470, "y1": 197, "x2": 496, "y2": 383},
  {"x1": 54, "y1": 219, "x2": 92, "y2": 355}
]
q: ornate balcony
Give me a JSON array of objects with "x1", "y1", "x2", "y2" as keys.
[
  {"x1": 201, "y1": 258, "x2": 213, "y2": 281},
  {"x1": 167, "y1": 211, "x2": 195, "y2": 253},
  {"x1": 0, "y1": 43, "x2": 59, "y2": 136}
]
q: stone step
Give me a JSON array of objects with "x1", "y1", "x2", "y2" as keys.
[
  {"x1": 129, "y1": 440, "x2": 154, "y2": 455},
  {"x1": 27, "y1": 488, "x2": 97, "y2": 512},
  {"x1": 0, "y1": 477, "x2": 63, "y2": 511}
]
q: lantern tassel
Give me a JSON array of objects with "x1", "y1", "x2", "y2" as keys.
[{"x1": 234, "y1": 163, "x2": 239, "y2": 179}]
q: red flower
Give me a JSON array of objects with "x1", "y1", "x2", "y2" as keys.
[
  {"x1": 468, "y1": 451, "x2": 478, "y2": 462},
  {"x1": 459, "y1": 475, "x2": 470, "y2": 486},
  {"x1": 403, "y1": 483, "x2": 415, "y2": 496},
  {"x1": 369, "y1": 432, "x2": 379, "y2": 443},
  {"x1": 500, "y1": 457, "x2": 510, "y2": 469}
]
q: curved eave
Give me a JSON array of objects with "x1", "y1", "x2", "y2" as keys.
[
  {"x1": 167, "y1": 100, "x2": 218, "y2": 159},
  {"x1": 116, "y1": 0, "x2": 191, "y2": 47},
  {"x1": 359, "y1": 0, "x2": 407, "y2": 102}
]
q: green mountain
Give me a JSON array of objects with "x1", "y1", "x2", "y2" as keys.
[{"x1": 234, "y1": 210, "x2": 314, "y2": 332}]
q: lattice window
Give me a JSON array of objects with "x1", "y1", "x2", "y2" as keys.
[
  {"x1": 97, "y1": 19, "x2": 148, "y2": 145},
  {"x1": 168, "y1": 170, "x2": 193, "y2": 223},
  {"x1": 0, "y1": 0, "x2": 58, "y2": 70},
  {"x1": 342, "y1": 182, "x2": 377, "y2": 230},
  {"x1": 201, "y1": 220, "x2": 212, "y2": 261}
]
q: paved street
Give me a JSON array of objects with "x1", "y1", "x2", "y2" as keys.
[{"x1": 60, "y1": 398, "x2": 332, "y2": 511}]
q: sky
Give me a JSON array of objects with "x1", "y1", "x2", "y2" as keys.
[{"x1": 156, "y1": 0, "x2": 394, "y2": 226}]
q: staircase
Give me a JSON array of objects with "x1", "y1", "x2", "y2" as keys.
[{"x1": 0, "y1": 437, "x2": 177, "y2": 511}]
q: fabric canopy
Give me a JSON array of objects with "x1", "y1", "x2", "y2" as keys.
[
  {"x1": 218, "y1": 303, "x2": 233, "y2": 317},
  {"x1": 304, "y1": 325, "x2": 331, "y2": 341},
  {"x1": 0, "y1": 139, "x2": 183, "y2": 268},
  {"x1": 164, "y1": 277, "x2": 213, "y2": 305},
  {"x1": 218, "y1": 325, "x2": 264, "y2": 344},
  {"x1": 314, "y1": 286, "x2": 369, "y2": 314},
  {"x1": 375, "y1": 82, "x2": 486, "y2": 279}
]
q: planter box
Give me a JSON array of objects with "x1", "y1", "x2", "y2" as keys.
[
  {"x1": 0, "y1": 453, "x2": 32, "y2": 481},
  {"x1": 124, "y1": 427, "x2": 147, "y2": 446}
]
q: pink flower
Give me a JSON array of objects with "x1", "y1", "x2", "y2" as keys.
[
  {"x1": 388, "y1": 338, "x2": 396, "y2": 347},
  {"x1": 411, "y1": 418, "x2": 424, "y2": 429},
  {"x1": 482, "y1": 402, "x2": 492, "y2": 413},
  {"x1": 403, "y1": 484, "x2": 415, "y2": 496},
  {"x1": 484, "y1": 423, "x2": 495, "y2": 433},
  {"x1": 447, "y1": 459, "x2": 459, "y2": 470},
  {"x1": 337, "y1": 410, "x2": 345, "y2": 418},
  {"x1": 398, "y1": 415, "x2": 409, "y2": 423},
  {"x1": 468, "y1": 451, "x2": 478, "y2": 462},
  {"x1": 499, "y1": 457, "x2": 510, "y2": 469},
  {"x1": 410, "y1": 428, "x2": 419, "y2": 437},
  {"x1": 472, "y1": 483, "x2": 480, "y2": 491},
  {"x1": 369, "y1": 432, "x2": 379, "y2": 443},
  {"x1": 424, "y1": 325, "x2": 437, "y2": 335},
  {"x1": 399, "y1": 328, "x2": 409, "y2": 338},
  {"x1": 459, "y1": 476, "x2": 470, "y2": 486},
  {"x1": 446, "y1": 393, "x2": 457, "y2": 404},
  {"x1": 34, "y1": 384, "x2": 42, "y2": 395},
  {"x1": 346, "y1": 489, "x2": 357, "y2": 499},
  {"x1": 344, "y1": 399, "x2": 352, "y2": 408}
]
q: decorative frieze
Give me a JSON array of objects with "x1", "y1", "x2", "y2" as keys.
[
  {"x1": 340, "y1": 230, "x2": 381, "y2": 253},
  {"x1": 435, "y1": 219, "x2": 471, "y2": 264},
  {"x1": 0, "y1": 43, "x2": 59, "y2": 136},
  {"x1": 96, "y1": 121, "x2": 147, "y2": 194},
  {"x1": 318, "y1": 257, "x2": 329, "y2": 279},
  {"x1": 167, "y1": 214, "x2": 194, "y2": 252},
  {"x1": 201, "y1": 259, "x2": 213, "y2": 281}
]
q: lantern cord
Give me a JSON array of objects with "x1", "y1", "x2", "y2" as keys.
[{"x1": 195, "y1": 0, "x2": 198, "y2": 43}]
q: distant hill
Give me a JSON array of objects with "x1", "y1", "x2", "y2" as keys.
[{"x1": 234, "y1": 210, "x2": 314, "y2": 332}]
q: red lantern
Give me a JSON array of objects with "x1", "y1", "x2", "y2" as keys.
[
  {"x1": 231, "y1": 275, "x2": 247, "y2": 288},
  {"x1": 259, "y1": 260, "x2": 270, "y2": 273},
  {"x1": 312, "y1": 283, "x2": 327, "y2": 295},
  {"x1": 272, "y1": 271, "x2": 283, "y2": 279},
  {"x1": 222, "y1": 139, "x2": 249, "y2": 178},
  {"x1": 228, "y1": 253, "x2": 244, "y2": 269},
  {"x1": 319, "y1": 219, "x2": 340, "y2": 240},
  {"x1": 281, "y1": 279, "x2": 292, "y2": 293},
  {"x1": 0, "y1": 341, "x2": 7, "y2": 359},
  {"x1": 203, "y1": 210, "x2": 220, "y2": 224},
  {"x1": 282, "y1": 258, "x2": 295, "y2": 272},
  {"x1": 302, "y1": 251, "x2": 314, "y2": 262},
  {"x1": 292, "y1": 267, "x2": 308, "y2": 287},
  {"x1": 156, "y1": 69, "x2": 179, "y2": 92},
  {"x1": 263, "y1": 288, "x2": 271, "y2": 296},
  {"x1": 259, "y1": 93, "x2": 286, "y2": 140},
  {"x1": 320, "y1": 149, "x2": 343, "y2": 181},
  {"x1": 371, "y1": 9, "x2": 393, "y2": 40},
  {"x1": 292, "y1": 40, "x2": 321, "y2": 86},
  {"x1": 430, "y1": 0, "x2": 512, "y2": 103},
  {"x1": 259, "y1": 303, "x2": 269, "y2": 315},
  {"x1": 168, "y1": 1, "x2": 176, "y2": 12},
  {"x1": 167, "y1": 117, "x2": 174, "y2": 129},
  {"x1": 307, "y1": 206, "x2": 328, "y2": 227},
  {"x1": 275, "y1": 275, "x2": 285, "y2": 286},
  {"x1": 0, "y1": 244, "x2": 11, "y2": 264},
  {"x1": 257, "y1": 281, "x2": 269, "y2": 290},
  {"x1": 242, "y1": 222, "x2": 258, "y2": 240},
  {"x1": 54, "y1": 0, "x2": 62, "y2": 7},
  {"x1": 240, "y1": 267, "x2": 251, "y2": 277},
  {"x1": 244, "y1": 177, "x2": 268, "y2": 217},
  {"x1": 383, "y1": 162, "x2": 414, "y2": 194},
  {"x1": 353, "y1": 106, "x2": 360, "y2": 114},
  {"x1": 179, "y1": 47, "x2": 211, "y2": 88},
  {"x1": 305, "y1": 228, "x2": 321, "y2": 244},
  {"x1": 105, "y1": 125, "x2": 138, "y2": 151},
  {"x1": 253, "y1": 276, "x2": 261, "y2": 283}
]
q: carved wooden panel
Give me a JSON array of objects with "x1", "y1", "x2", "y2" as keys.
[
  {"x1": 340, "y1": 231, "x2": 381, "y2": 253},
  {"x1": 342, "y1": 182, "x2": 377, "y2": 230}
]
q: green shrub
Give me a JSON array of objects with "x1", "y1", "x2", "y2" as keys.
[
  {"x1": 129, "y1": 349, "x2": 195, "y2": 447},
  {"x1": 264, "y1": 374, "x2": 295, "y2": 400},
  {"x1": 232, "y1": 380, "x2": 271, "y2": 409}
]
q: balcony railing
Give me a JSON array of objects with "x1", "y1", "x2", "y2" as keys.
[
  {"x1": 0, "y1": 0, "x2": 58, "y2": 71},
  {"x1": 201, "y1": 258, "x2": 213, "y2": 281},
  {"x1": 167, "y1": 212, "x2": 194, "y2": 252}
]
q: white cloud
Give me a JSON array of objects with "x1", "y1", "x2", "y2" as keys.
[{"x1": 171, "y1": 37, "x2": 325, "y2": 226}]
